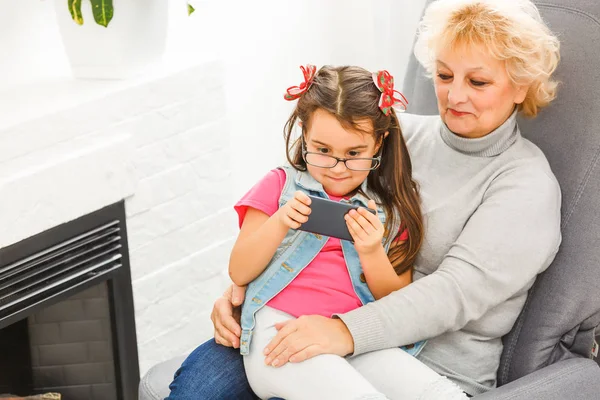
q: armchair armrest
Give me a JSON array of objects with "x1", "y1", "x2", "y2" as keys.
[{"x1": 473, "y1": 358, "x2": 600, "y2": 400}]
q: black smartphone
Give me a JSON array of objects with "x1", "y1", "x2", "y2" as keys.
[{"x1": 298, "y1": 194, "x2": 376, "y2": 242}]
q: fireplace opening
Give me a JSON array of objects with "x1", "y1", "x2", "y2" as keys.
[{"x1": 0, "y1": 201, "x2": 139, "y2": 400}]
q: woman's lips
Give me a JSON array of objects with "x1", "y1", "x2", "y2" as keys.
[{"x1": 449, "y1": 108, "x2": 471, "y2": 117}]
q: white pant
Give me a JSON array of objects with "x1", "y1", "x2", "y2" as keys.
[{"x1": 243, "y1": 306, "x2": 469, "y2": 400}]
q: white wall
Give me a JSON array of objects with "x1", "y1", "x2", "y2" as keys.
[
  {"x1": 0, "y1": 0, "x2": 426, "y2": 198},
  {"x1": 0, "y1": 0, "x2": 426, "y2": 374},
  {"x1": 206, "y1": 0, "x2": 426, "y2": 199}
]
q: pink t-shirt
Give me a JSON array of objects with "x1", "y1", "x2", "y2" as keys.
[{"x1": 234, "y1": 169, "x2": 407, "y2": 318}]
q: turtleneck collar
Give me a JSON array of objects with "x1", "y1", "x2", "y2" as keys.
[{"x1": 439, "y1": 109, "x2": 519, "y2": 157}]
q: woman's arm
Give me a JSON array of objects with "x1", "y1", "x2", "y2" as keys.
[
  {"x1": 228, "y1": 208, "x2": 289, "y2": 286},
  {"x1": 359, "y1": 241, "x2": 412, "y2": 300},
  {"x1": 339, "y1": 169, "x2": 562, "y2": 356}
]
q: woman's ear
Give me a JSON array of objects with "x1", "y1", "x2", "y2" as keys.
[{"x1": 514, "y1": 85, "x2": 529, "y2": 105}]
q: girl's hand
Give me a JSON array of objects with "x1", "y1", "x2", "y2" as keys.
[
  {"x1": 345, "y1": 199, "x2": 384, "y2": 254},
  {"x1": 276, "y1": 191, "x2": 312, "y2": 229},
  {"x1": 263, "y1": 315, "x2": 354, "y2": 367}
]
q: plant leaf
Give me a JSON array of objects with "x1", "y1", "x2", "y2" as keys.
[
  {"x1": 90, "y1": 0, "x2": 114, "y2": 27},
  {"x1": 188, "y1": 3, "x2": 195, "y2": 16},
  {"x1": 68, "y1": 0, "x2": 84, "y2": 25}
]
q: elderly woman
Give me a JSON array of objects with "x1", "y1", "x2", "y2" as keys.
[{"x1": 167, "y1": 0, "x2": 562, "y2": 398}]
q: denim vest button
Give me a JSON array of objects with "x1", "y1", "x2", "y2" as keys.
[{"x1": 359, "y1": 273, "x2": 366, "y2": 283}]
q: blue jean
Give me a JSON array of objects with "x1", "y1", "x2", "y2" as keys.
[{"x1": 167, "y1": 338, "x2": 258, "y2": 400}]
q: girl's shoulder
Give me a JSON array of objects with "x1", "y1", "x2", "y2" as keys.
[
  {"x1": 267, "y1": 168, "x2": 288, "y2": 193},
  {"x1": 242, "y1": 168, "x2": 287, "y2": 202}
]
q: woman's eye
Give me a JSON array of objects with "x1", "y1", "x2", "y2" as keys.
[
  {"x1": 348, "y1": 151, "x2": 361, "y2": 157},
  {"x1": 437, "y1": 73, "x2": 452, "y2": 81},
  {"x1": 317, "y1": 147, "x2": 329, "y2": 154},
  {"x1": 470, "y1": 80, "x2": 488, "y2": 87}
]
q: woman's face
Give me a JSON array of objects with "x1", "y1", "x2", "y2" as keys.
[{"x1": 434, "y1": 45, "x2": 529, "y2": 138}]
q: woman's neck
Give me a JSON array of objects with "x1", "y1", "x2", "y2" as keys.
[{"x1": 440, "y1": 109, "x2": 519, "y2": 157}]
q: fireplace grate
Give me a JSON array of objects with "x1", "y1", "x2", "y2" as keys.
[{"x1": 0, "y1": 220, "x2": 123, "y2": 323}]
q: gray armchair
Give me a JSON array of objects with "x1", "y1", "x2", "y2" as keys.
[{"x1": 139, "y1": 0, "x2": 600, "y2": 398}]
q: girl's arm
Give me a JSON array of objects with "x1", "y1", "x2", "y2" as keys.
[
  {"x1": 228, "y1": 207, "x2": 289, "y2": 287},
  {"x1": 229, "y1": 190, "x2": 312, "y2": 287},
  {"x1": 358, "y1": 240, "x2": 412, "y2": 300},
  {"x1": 345, "y1": 203, "x2": 412, "y2": 300}
]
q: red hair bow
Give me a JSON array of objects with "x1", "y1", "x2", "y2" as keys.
[
  {"x1": 372, "y1": 70, "x2": 408, "y2": 116},
  {"x1": 284, "y1": 65, "x2": 317, "y2": 101}
]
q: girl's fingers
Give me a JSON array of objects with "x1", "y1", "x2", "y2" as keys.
[
  {"x1": 288, "y1": 208, "x2": 309, "y2": 225},
  {"x1": 358, "y1": 206, "x2": 380, "y2": 227},
  {"x1": 345, "y1": 214, "x2": 367, "y2": 241},
  {"x1": 291, "y1": 200, "x2": 312, "y2": 217},
  {"x1": 346, "y1": 218, "x2": 357, "y2": 237},
  {"x1": 285, "y1": 215, "x2": 301, "y2": 229},
  {"x1": 367, "y1": 199, "x2": 377, "y2": 212},
  {"x1": 346, "y1": 219, "x2": 362, "y2": 242},
  {"x1": 349, "y1": 209, "x2": 375, "y2": 234},
  {"x1": 294, "y1": 191, "x2": 312, "y2": 206}
]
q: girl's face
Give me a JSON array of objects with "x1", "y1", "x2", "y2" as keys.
[
  {"x1": 304, "y1": 109, "x2": 380, "y2": 198},
  {"x1": 434, "y1": 45, "x2": 529, "y2": 138}
]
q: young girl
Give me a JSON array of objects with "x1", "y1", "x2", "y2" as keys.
[{"x1": 228, "y1": 65, "x2": 430, "y2": 400}]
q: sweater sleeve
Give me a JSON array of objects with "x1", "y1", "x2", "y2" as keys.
[{"x1": 336, "y1": 167, "x2": 562, "y2": 356}]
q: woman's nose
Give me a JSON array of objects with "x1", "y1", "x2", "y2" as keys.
[{"x1": 447, "y1": 82, "x2": 468, "y2": 105}]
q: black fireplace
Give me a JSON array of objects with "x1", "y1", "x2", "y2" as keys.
[{"x1": 0, "y1": 201, "x2": 139, "y2": 400}]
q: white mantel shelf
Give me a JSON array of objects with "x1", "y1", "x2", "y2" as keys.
[{"x1": 0, "y1": 51, "x2": 219, "y2": 136}]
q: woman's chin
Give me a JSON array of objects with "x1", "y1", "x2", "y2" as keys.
[{"x1": 445, "y1": 119, "x2": 474, "y2": 137}]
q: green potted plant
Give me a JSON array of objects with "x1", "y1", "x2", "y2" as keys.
[
  {"x1": 66, "y1": 0, "x2": 195, "y2": 27},
  {"x1": 55, "y1": 0, "x2": 195, "y2": 79}
]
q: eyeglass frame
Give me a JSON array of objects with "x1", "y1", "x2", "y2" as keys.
[{"x1": 300, "y1": 138, "x2": 383, "y2": 171}]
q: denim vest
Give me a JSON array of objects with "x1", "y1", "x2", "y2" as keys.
[{"x1": 239, "y1": 165, "x2": 426, "y2": 357}]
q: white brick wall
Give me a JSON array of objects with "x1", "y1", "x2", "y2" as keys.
[{"x1": 0, "y1": 59, "x2": 236, "y2": 376}]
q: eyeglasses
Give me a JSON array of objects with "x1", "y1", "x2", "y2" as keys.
[{"x1": 302, "y1": 141, "x2": 382, "y2": 171}]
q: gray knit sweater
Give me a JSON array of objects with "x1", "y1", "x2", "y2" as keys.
[{"x1": 337, "y1": 110, "x2": 562, "y2": 396}]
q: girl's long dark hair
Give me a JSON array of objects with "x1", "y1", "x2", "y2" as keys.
[{"x1": 283, "y1": 65, "x2": 423, "y2": 275}]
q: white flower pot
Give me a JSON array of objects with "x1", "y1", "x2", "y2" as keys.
[{"x1": 54, "y1": 0, "x2": 169, "y2": 79}]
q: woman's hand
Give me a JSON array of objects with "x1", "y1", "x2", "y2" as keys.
[
  {"x1": 345, "y1": 199, "x2": 384, "y2": 254},
  {"x1": 276, "y1": 190, "x2": 312, "y2": 229},
  {"x1": 263, "y1": 315, "x2": 354, "y2": 367},
  {"x1": 211, "y1": 284, "x2": 246, "y2": 348}
]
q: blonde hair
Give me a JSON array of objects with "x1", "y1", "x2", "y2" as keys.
[{"x1": 414, "y1": 0, "x2": 560, "y2": 117}]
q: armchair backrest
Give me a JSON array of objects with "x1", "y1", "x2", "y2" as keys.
[{"x1": 402, "y1": 0, "x2": 600, "y2": 386}]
